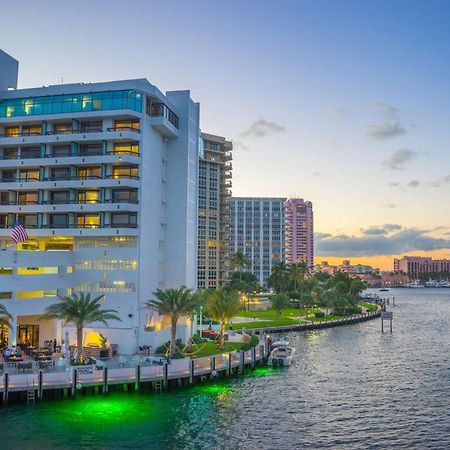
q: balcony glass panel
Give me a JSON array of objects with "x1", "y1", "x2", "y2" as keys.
[
  {"x1": 2, "y1": 148, "x2": 18, "y2": 160},
  {"x1": 50, "y1": 191, "x2": 70, "y2": 204},
  {"x1": 112, "y1": 165, "x2": 138, "y2": 179},
  {"x1": 112, "y1": 143, "x2": 139, "y2": 156},
  {"x1": 51, "y1": 145, "x2": 71, "y2": 157},
  {"x1": 18, "y1": 214, "x2": 38, "y2": 228},
  {"x1": 0, "y1": 90, "x2": 142, "y2": 118},
  {"x1": 19, "y1": 170, "x2": 40, "y2": 182},
  {"x1": 21, "y1": 147, "x2": 41, "y2": 159},
  {"x1": 49, "y1": 214, "x2": 69, "y2": 228},
  {"x1": 79, "y1": 144, "x2": 102, "y2": 156},
  {"x1": 18, "y1": 192, "x2": 38, "y2": 205},
  {"x1": 79, "y1": 167, "x2": 101, "y2": 180},
  {"x1": 78, "y1": 190, "x2": 100, "y2": 204},
  {"x1": 77, "y1": 214, "x2": 100, "y2": 228}
]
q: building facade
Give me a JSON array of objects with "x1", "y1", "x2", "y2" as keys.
[
  {"x1": 284, "y1": 198, "x2": 314, "y2": 270},
  {"x1": 394, "y1": 256, "x2": 450, "y2": 277},
  {"x1": 231, "y1": 197, "x2": 286, "y2": 286},
  {"x1": 197, "y1": 133, "x2": 232, "y2": 289},
  {"x1": 0, "y1": 50, "x2": 199, "y2": 354}
]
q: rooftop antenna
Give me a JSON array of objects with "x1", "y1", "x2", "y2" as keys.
[{"x1": 60, "y1": 77, "x2": 64, "y2": 85}]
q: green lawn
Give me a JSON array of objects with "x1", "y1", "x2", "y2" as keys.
[
  {"x1": 189, "y1": 341, "x2": 251, "y2": 359},
  {"x1": 359, "y1": 302, "x2": 378, "y2": 312},
  {"x1": 232, "y1": 318, "x2": 304, "y2": 330},
  {"x1": 236, "y1": 308, "x2": 321, "y2": 319}
]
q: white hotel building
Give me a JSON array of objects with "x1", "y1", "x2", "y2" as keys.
[{"x1": 0, "y1": 50, "x2": 199, "y2": 354}]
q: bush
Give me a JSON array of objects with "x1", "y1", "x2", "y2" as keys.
[
  {"x1": 155, "y1": 339, "x2": 182, "y2": 356},
  {"x1": 192, "y1": 333, "x2": 206, "y2": 344},
  {"x1": 314, "y1": 311, "x2": 325, "y2": 318},
  {"x1": 241, "y1": 335, "x2": 259, "y2": 351}
]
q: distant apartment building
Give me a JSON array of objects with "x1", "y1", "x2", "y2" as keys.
[
  {"x1": 231, "y1": 197, "x2": 286, "y2": 286},
  {"x1": 314, "y1": 260, "x2": 376, "y2": 276},
  {"x1": 285, "y1": 198, "x2": 314, "y2": 270},
  {"x1": 394, "y1": 256, "x2": 450, "y2": 277},
  {"x1": 0, "y1": 49, "x2": 200, "y2": 354},
  {"x1": 197, "y1": 133, "x2": 232, "y2": 289}
]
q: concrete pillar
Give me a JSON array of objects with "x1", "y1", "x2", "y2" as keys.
[
  {"x1": 8, "y1": 315, "x2": 17, "y2": 348},
  {"x1": 54, "y1": 320, "x2": 63, "y2": 345}
]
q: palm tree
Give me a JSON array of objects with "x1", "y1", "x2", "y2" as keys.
[
  {"x1": 231, "y1": 251, "x2": 248, "y2": 281},
  {"x1": 187, "y1": 289, "x2": 208, "y2": 351},
  {"x1": 43, "y1": 292, "x2": 121, "y2": 363},
  {"x1": 146, "y1": 287, "x2": 195, "y2": 358},
  {"x1": 268, "y1": 263, "x2": 289, "y2": 293},
  {"x1": 289, "y1": 262, "x2": 307, "y2": 291},
  {"x1": 205, "y1": 289, "x2": 241, "y2": 349},
  {"x1": 0, "y1": 304, "x2": 12, "y2": 329}
]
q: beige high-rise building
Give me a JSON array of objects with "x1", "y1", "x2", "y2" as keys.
[{"x1": 197, "y1": 133, "x2": 232, "y2": 288}]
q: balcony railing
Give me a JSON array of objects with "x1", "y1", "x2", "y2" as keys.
[
  {"x1": 150, "y1": 103, "x2": 179, "y2": 129},
  {"x1": 0, "y1": 224, "x2": 138, "y2": 229},
  {"x1": 0, "y1": 175, "x2": 140, "y2": 183},
  {"x1": 0, "y1": 127, "x2": 140, "y2": 138}
]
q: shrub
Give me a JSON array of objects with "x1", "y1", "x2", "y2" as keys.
[
  {"x1": 192, "y1": 333, "x2": 206, "y2": 344},
  {"x1": 314, "y1": 311, "x2": 325, "y2": 318},
  {"x1": 155, "y1": 339, "x2": 182, "y2": 356},
  {"x1": 241, "y1": 335, "x2": 259, "y2": 351}
]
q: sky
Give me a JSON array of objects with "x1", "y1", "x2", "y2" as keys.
[{"x1": 1, "y1": 0, "x2": 449, "y2": 269}]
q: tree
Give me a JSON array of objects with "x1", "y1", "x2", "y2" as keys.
[
  {"x1": 43, "y1": 292, "x2": 121, "y2": 363},
  {"x1": 268, "y1": 263, "x2": 289, "y2": 293},
  {"x1": 231, "y1": 251, "x2": 248, "y2": 281},
  {"x1": 350, "y1": 279, "x2": 366, "y2": 300},
  {"x1": 146, "y1": 287, "x2": 195, "y2": 358},
  {"x1": 205, "y1": 289, "x2": 241, "y2": 349},
  {"x1": 187, "y1": 289, "x2": 209, "y2": 351},
  {"x1": 288, "y1": 262, "x2": 308, "y2": 291},
  {"x1": 0, "y1": 304, "x2": 12, "y2": 329},
  {"x1": 271, "y1": 293, "x2": 290, "y2": 318},
  {"x1": 227, "y1": 271, "x2": 261, "y2": 311}
]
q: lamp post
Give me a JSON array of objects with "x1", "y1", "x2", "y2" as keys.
[{"x1": 199, "y1": 305, "x2": 203, "y2": 338}]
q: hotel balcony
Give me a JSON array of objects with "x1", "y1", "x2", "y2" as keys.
[
  {"x1": 149, "y1": 102, "x2": 179, "y2": 139},
  {"x1": 0, "y1": 126, "x2": 142, "y2": 146},
  {"x1": 0, "y1": 175, "x2": 140, "y2": 190}
]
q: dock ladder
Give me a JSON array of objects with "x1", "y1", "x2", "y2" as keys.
[
  {"x1": 27, "y1": 390, "x2": 36, "y2": 404},
  {"x1": 154, "y1": 380, "x2": 163, "y2": 393}
]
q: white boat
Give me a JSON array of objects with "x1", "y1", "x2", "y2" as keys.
[{"x1": 268, "y1": 341, "x2": 295, "y2": 366}]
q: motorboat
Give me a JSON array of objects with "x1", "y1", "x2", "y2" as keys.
[
  {"x1": 379, "y1": 288, "x2": 389, "y2": 292},
  {"x1": 268, "y1": 341, "x2": 295, "y2": 366}
]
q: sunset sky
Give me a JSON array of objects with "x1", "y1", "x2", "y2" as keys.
[{"x1": 1, "y1": 0, "x2": 449, "y2": 270}]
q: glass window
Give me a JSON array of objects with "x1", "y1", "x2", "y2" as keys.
[
  {"x1": 0, "y1": 90, "x2": 142, "y2": 118},
  {"x1": 79, "y1": 166, "x2": 101, "y2": 180},
  {"x1": 50, "y1": 191, "x2": 70, "y2": 204},
  {"x1": 77, "y1": 214, "x2": 100, "y2": 228},
  {"x1": 51, "y1": 145, "x2": 71, "y2": 157},
  {"x1": 49, "y1": 214, "x2": 69, "y2": 227}
]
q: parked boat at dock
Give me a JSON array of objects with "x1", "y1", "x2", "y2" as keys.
[{"x1": 268, "y1": 341, "x2": 295, "y2": 366}]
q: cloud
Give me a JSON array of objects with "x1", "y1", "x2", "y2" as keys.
[
  {"x1": 365, "y1": 122, "x2": 406, "y2": 140},
  {"x1": 315, "y1": 226, "x2": 450, "y2": 257},
  {"x1": 329, "y1": 106, "x2": 347, "y2": 118},
  {"x1": 382, "y1": 203, "x2": 397, "y2": 209},
  {"x1": 361, "y1": 224, "x2": 402, "y2": 236},
  {"x1": 313, "y1": 171, "x2": 322, "y2": 177},
  {"x1": 407, "y1": 179, "x2": 420, "y2": 188},
  {"x1": 382, "y1": 148, "x2": 419, "y2": 170},
  {"x1": 240, "y1": 119, "x2": 285, "y2": 138},
  {"x1": 373, "y1": 102, "x2": 399, "y2": 118},
  {"x1": 431, "y1": 174, "x2": 450, "y2": 187},
  {"x1": 389, "y1": 182, "x2": 400, "y2": 187}
]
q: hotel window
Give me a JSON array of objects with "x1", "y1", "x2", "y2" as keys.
[
  {"x1": 4, "y1": 126, "x2": 19, "y2": 137},
  {"x1": 0, "y1": 215, "x2": 8, "y2": 228},
  {"x1": 79, "y1": 166, "x2": 101, "y2": 180},
  {"x1": 112, "y1": 165, "x2": 138, "y2": 179},
  {"x1": 19, "y1": 169, "x2": 40, "y2": 182},
  {"x1": 18, "y1": 191, "x2": 38, "y2": 205},
  {"x1": 3, "y1": 148, "x2": 18, "y2": 160},
  {"x1": 53, "y1": 123, "x2": 73, "y2": 134},
  {"x1": 18, "y1": 214, "x2": 38, "y2": 228},
  {"x1": 78, "y1": 190, "x2": 100, "y2": 204},
  {"x1": 51, "y1": 145, "x2": 71, "y2": 157},
  {"x1": 112, "y1": 188, "x2": 138, "y2": 203},
  {"x1": 0, "y1": 192, "x2": 8, "y2": 205},
  {"x1": 112, "y1": 143, "x2": 139, "y2": 156},
  {"x1": 111, "y1": 213, "x2": 137, "y2": 227},
  {"x1": 21, "y1": 147, "x2": 41, "y2": 159},
  {"x1": 80, "y1": 121, "x2": 102, "y2": 133},
  {"x1": 0, "y1": 91, "x2": 142, "y2": 118},
  {"x1": 77, "y1": 214, "x2": 100, "y2": 228},
  {"x1": 79, "y1": 144, "x2": 102, "y2": 156},
  {"x1": 22, "y1": 125, "x2": 42, "y2": 136},
  {"x1": 50, "y1": 167, "x2": 70, "y2": 181},
  {"x1": 50, "y1": 191, "x2": 70, "y2": 204},
  {"x1": 49, "y1": 214, "x2": 69, "y2": 228},
  {"x1": 113, "y1": 119, "x2": 140, "y2": 132}
]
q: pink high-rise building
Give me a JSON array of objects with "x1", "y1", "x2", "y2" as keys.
[
  {"x1": 285, "y1": 198, "x2": 314, "y2": 270},
  {"x1": 394, "y1": 256, "x2": 450, "y2": 276}
]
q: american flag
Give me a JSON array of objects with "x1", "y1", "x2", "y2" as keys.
[{"x1": 11, "y1": 220, "x2": 28, "y2": 243}]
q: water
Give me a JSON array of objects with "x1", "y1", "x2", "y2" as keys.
[{"x1": 2, "y1": 288, "x2": 450, "y2": 449}]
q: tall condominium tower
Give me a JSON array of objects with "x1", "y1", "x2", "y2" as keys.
[
  {"x1": 197, "y1": 133, "x2": 232, "y2": 289},
  {"x1": 230, "y1": 197, "x2": 286, "y2": 286},
  {"x1": 285, "y1": 198, "x2": 314, "y2": 270},
  {"x1": 0, "y1": 50, "x2": 199, "y2": 354}
]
